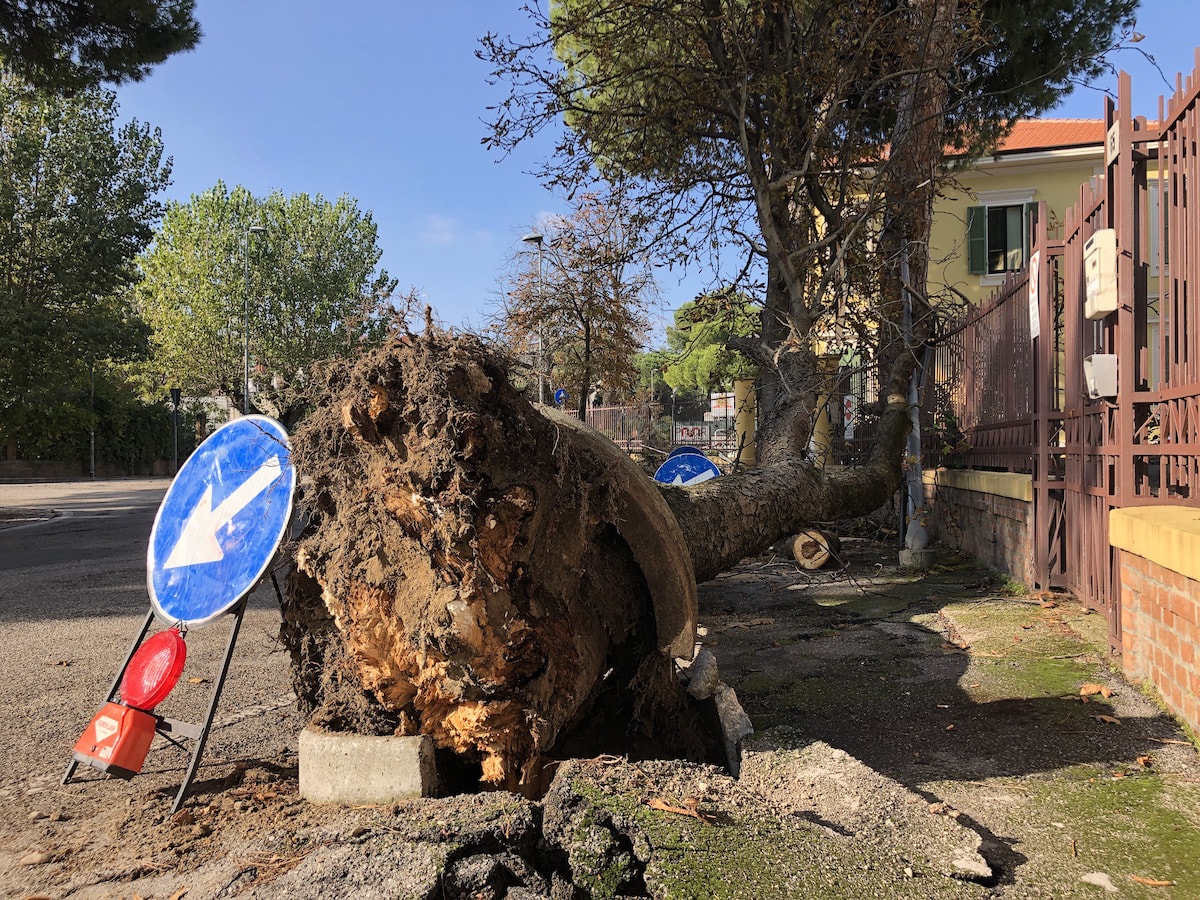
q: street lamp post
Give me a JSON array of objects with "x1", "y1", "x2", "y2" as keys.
[
  {"x1": 521, "y1": 231, "x2": 546, "y2": 404},
  {"x1": 169, "y1": 387, "x2": 181, "y2": 474},
  {"x1": 88, "y1": 360, "x2": 95, "y2": 479},
  {"x1": 244, "y1": 225, "x2": 266, "y2": 414}
]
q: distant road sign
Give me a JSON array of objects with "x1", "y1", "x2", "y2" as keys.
[
  {"x1": 554, "y1": 388, "x2": 568, "y2": 406},
  {"x1": 147, "y1": 415, "x2": 296, "y2": 627},
  {"x1": 653, "y1": 452, "x2": 721, "y2": 486}
]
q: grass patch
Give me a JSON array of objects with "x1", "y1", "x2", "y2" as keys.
[
  {"x1": 962, "y1": 656, "x2": 1099, "y2": 703},
  {"x1": 1020, "y1": 772, "x2": 1200, "y2": 895},
  {"x1": 943, "y1": 599, "x2": 1103, "y2": 660},
  {"x1": 574, "y1": 779, "x2": 977, "y2": 899}
]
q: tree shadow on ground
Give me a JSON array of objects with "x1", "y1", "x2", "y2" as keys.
[{"x1": 698, "y1": 539, "x2": 1194, "y2": 885}]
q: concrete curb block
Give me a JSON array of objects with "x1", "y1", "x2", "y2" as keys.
[
  {"x1": 899, "y1": 548, "x2": 937, "y2": 571},
  {"x1": 299, "y1": 726, "x2": 436, "y2": 804}
]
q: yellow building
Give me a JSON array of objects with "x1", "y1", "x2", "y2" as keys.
[{"x1": 928, "y1": 119, "x2": 1107, "y2": 306}]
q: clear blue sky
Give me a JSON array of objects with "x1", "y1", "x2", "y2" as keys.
[
  {"x1": 1048, "y1": 0, "x2": 1197, "y2": 121},
  {"x1": 115, "y1": 2, "x2": 570, "y2": 332},
  {"x1": 114, "y1": 1, "x2": 1197, "y2": 332}
]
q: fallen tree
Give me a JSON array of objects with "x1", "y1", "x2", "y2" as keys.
[
  {"x1": 281, "y1": 0, "x2": 1136, "y2": 794},
  {"x1": 281, "y1": 328, "x2": 912, "y2": 793}
]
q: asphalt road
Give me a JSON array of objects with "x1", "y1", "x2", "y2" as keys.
[{"x1": 0, "y1": 479, "x2": 300, "y2": 801}]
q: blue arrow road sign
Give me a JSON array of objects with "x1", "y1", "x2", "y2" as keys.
[
  {"x1": 653, "y1": 452, "x2": 721, "y2": 486},
  {"x1": 147, "y1": 415, "x2": 296, "y2": 627}
]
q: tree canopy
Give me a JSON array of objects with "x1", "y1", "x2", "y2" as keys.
[
  {"x1": 483, "y1": 0, "x2": 1137, "y2": 468},
  {"x1": 662, "y1": 292, "x2": 759, "y2": 397},
  {"x1": 136, "y1": 183, "x2": 401, "y2": 420},
  {"x1": 496, "y1": 191, "x2": 655, "y2": 416},
  {"x1": 0, "y1": 0, "x2": 200, "y2": 92},
  {"x1": 0, "y1": 69, "x2": 170, "y2": 458}
]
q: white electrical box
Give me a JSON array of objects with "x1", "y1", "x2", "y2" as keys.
[
  {"x1": 1084, "y1": 228, "x2": 1118, "y2": 320},
  {"x1": 1083, "y1": 353, "x2": 1118, "y2": 399}
]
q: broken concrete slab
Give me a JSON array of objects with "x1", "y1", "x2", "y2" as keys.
[
  {"x1": 685, "y1": 648, "x2": 721, "y2": 699},
  {"x1": 739, "y1": 730, "x2": 992, "y2": 881},
  {"x1": 544, "y1": 757, "x2": 988, "y2": 898},
  {"x1": 714, "y1": 683, "x2": 754, "y2": 777}
]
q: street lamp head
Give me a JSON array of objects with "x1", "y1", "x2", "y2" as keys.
[{"x1": 521, "y1": 231, "x2": 544, "y2": 247}]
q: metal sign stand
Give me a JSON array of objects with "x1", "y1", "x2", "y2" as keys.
[
  {"x1": 61, "y1": 578, "x2": 280, "y2": 814},
  {"x1": 66, "y1": 416, "x2": 296, "y2": 814},
  {"x1": 167, "y1": 596, "x2": 249, "y2": 814}
]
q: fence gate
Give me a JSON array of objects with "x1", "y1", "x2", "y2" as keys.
[
  {"x1": 1030, "y1": 70, "x2": 1200, "y2": 652},
  {"x1": 919, "y1": 65, "x2": 1200, "y2": 656}
]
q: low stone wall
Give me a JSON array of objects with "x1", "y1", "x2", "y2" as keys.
[
  {"x1": 1111, "y1": 507, "x2": 1200, "y2": 737},
  {"x1": 922, "y1": 468, "x2": 1035, "y2": 587}
]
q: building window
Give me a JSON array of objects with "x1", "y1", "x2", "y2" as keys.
[
  {"x1": 987, "y1": 205, "x2": 1024, "y2": 272},
  {"x1": 1148, "y1": 179, "x2": 1167, "y2": 277},
  {"x1": 967, "y1": 189, "x2": 1037, "y2": 277}
]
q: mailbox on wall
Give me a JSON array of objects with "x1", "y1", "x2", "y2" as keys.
[
  {"x1": 1084, "y1": 228, "x2": 1118, "y2": 320},
  {"x1": 1084, "y1": 353, "x2": 1118, "y2": 400}
]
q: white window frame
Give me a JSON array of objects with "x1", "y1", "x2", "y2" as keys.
[{"x1": 971, "y1": 188, "x2": 1036, "y2": 286}]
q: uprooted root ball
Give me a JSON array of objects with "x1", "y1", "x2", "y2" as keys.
[{"x1": 280, "y1": 330, "x2": 711, "y2": 792}]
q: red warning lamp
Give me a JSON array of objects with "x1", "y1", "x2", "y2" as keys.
[
  {"x1": 120, "y1": 628, "x2": 187, "y2": 710},
  {"x1": 72, "y1": 628, "x2": 187, "y2": 779}
]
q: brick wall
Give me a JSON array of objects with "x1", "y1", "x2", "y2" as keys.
[
  {"x1": 1118, "y1": 550, "x2": 1200, "y2": 735},
  {"x1": 924, "y1": 473, "x2": 1036, "y2": 587}
]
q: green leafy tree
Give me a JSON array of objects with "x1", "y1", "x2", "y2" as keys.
[
  {"x1": 0, "y1": 0, "x2": 200, "y2": 92},
  {"x1": 662, "y1": 293, "x2": 758, "y2": 397},
  {"x1": 0, "y1": 69, "x2": 170, "y2": 460},
  {"x1": 136, "y1": 183, "x2": 401, "y2": 421},
  {"x1": 482, "y1": 0, "x2": 1136, "y2": 507},
  {"x1": 497, "y1": 191, "x2": 655, "y2": 417}
]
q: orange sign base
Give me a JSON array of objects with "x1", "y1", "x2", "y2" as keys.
[{"x1": 71, "y1": 702, "x2": 157, "y2": 780}]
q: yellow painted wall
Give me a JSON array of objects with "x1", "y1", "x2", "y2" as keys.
[
  {"x1": 1110, "y1": 506, "x2": 1200, "y2": 584},
  {"x1": 928, "y1": 153, "x2": 1104, "y2": 307}
]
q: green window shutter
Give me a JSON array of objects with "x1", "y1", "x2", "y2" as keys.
[
  {"x1": 1024, "y1": 200, "x2": 1039, "y2": 262},
  {"x1": 967, "y1": 206, "x2": 986, "y2": 274}
]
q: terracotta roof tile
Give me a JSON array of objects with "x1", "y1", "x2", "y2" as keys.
[{"x1": 994, "y1": 119, "x2": 1106, "y2": 153}]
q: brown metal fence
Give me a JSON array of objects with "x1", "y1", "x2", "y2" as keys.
[
  {"x1": 913, "y1": 66, "x2": 1200, "y2": 649},
  {"x1": 569, "y1": 405, "x2": 660, "y2": 452}
]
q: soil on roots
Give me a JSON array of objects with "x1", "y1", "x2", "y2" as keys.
[{"x1": 280, "y1": 330, "x2": 715, "y2": 793}]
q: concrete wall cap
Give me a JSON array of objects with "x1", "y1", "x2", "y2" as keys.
[{"x1": 1110, "y1": 506, "x2": 1200, "y2": 584}]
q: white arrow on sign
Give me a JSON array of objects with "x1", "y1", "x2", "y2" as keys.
[
  {"x1": 671, "y1": 470, "x2": 718, "y2": 486},
  {"x1": 164, "y1": 456, "x2": 283, "y2": 569}
]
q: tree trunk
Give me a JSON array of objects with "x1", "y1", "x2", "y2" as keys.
[
  {"x1": 282, "y1": 330, "x2": 910, "y2": 791},
  {"x1": 790, "y1": 530, "x2": 842, "y2": 570}
]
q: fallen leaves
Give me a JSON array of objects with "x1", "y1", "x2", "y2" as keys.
[
  {"x1": 1130, "y1": 875, "x2": 1174, "y2": 887},
  {"x1": 1093, "y1": 714, "x2": 1122, "y2": 725},
  {"x1": 1080, "y1": 683, "x2": 1114, "y2": 699}
]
